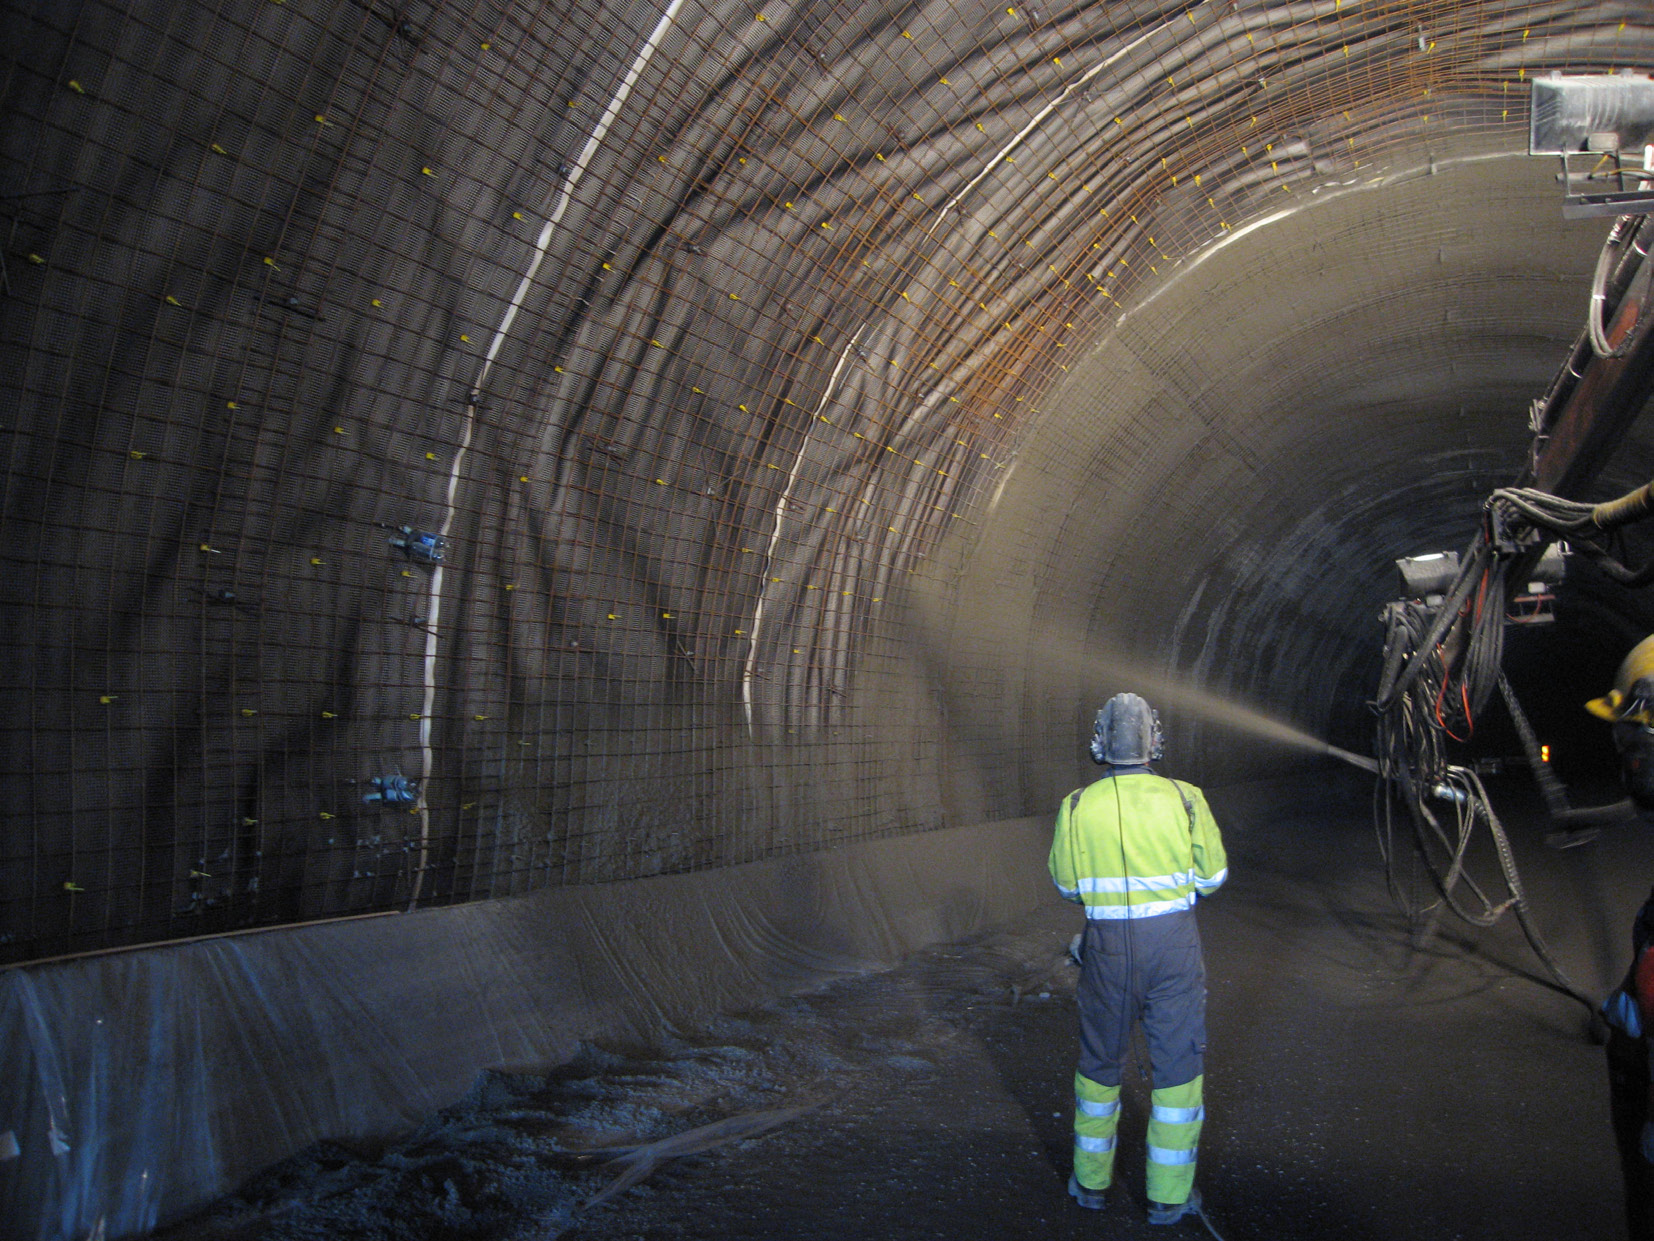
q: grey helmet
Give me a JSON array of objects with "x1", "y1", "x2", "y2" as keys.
[{"x1": 1090, "y1": 692, "x2": 1164, "y2": 766}]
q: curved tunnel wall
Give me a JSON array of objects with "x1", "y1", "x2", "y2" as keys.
[
  {"x1": 3, "y1": 0, "x2": 1653, "y2": 967},
  {"x1": 940, "y1": 141, "x2": 1654, "y2": 812}
]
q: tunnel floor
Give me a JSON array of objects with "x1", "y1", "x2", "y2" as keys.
[{"x1": 159, "y1": 770, "x2": 1641, "y2": 1241}]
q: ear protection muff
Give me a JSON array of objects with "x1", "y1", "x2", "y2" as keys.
[{"x1": 1090, "y1": 710, "x2": 1109, "y2": 764}]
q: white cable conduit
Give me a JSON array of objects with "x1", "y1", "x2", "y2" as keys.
[
  {"x1": 407, "y1": 0, "x2": 691, "y2": 907},
  {"x1": 741, "y1": 326, "x2": 866, "y2": 733}
]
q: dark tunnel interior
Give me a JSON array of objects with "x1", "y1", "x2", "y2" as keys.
[{"x1": 7, "y1": 0, "x2": 1654, "y2": 1235}]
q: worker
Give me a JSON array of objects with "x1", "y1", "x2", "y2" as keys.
[
  {"x1": 1604, "y1": 887, "x2": 1654, "y2": 1241},
  {"x1": 1586, "y1": 634, "x2": 1654, "y2": 813},
  {"x1": 1591, "y1": 636, "x2": 1654, "y2": 1240},
  {"x1": 1049, "y1": 692, "x2": 1227, "y2": 1225}
]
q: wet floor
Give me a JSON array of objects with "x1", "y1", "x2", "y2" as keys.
[{"x1": 159, "y1": 771, "x2": 1645, "y2": 1241}]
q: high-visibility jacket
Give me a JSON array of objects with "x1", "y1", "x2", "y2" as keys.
[{"x1": 1049, "y1": 769, "x2": 1227, "y2": 919}]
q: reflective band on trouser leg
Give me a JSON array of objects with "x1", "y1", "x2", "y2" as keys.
[
  {"x1": 1146, "y1": 1075, "x2": 1204, "y2": 1205},
  {"x1": 1073, "y1": 1071, "x2": 1121, "y2": 1190}
]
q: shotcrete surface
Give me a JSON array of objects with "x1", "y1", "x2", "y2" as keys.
[{"x1": 159, "y1": 770, "x2": 1636, "y2": 1241}]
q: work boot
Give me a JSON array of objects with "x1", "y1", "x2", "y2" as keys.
[
  {"x1": 1147, "y1": 1186, "x2": 1201, "y2": 1225},
  {"x1": 1067, "y1": 1173, "x2": 1108, "y2": 1210}
]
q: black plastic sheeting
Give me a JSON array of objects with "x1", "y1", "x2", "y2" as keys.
[{"x1": 0, "y1": 814, "x2": 1051, "y2": 1239}]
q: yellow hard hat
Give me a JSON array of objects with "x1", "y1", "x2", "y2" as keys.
[{"x1": 1587, "y1": 635, "x2": 1654, "y2": 723}]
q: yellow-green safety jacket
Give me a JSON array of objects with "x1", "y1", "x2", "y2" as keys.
[{"x1": 1049, "y1": 769, "x2": 1227, "y2": 919}]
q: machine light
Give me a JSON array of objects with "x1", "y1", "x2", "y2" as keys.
[
  {"x1": 1531, "y1": 73, "x2": 1654, "y2": 218},
  {"x1": 1395, "y1": 551, "x2": 1459, "y2": 599}
]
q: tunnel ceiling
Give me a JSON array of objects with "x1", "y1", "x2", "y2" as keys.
[{"x1": 2, "y1": 0, "x2": 1652, "y2": 962}]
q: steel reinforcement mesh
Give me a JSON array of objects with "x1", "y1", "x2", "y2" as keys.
[{"x1": 1, "y1": 0, "x2": 1650, "y2": 964}]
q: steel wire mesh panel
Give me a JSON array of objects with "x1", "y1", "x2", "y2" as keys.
[{"x1": 1, "y1": 0, "x2": 1650, "y2": 963}]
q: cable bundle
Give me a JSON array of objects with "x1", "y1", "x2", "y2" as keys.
[{"x1": 1489, "y1": 484, "x2": 1654, "y2": 586}]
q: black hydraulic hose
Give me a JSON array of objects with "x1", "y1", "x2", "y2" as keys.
[
  {"x1": 1570, "y1": 541, "x2": 1654, "y2": 587},
  {"x1": 1374, "y1": 541, "x2": 1489, "y2": 711},
  {"x1": 1412, "y1": 772, "x2": 1504, "y2": 929},
  {"x1": 1491, "y1": 477, "x2": 1654, "y2": 535},
  {"x1": 1373, "y1": 606, "x2": 1416, "y2": 708},
  {"x1": 1465, "y1": 769, "x2": 1596, "y2": 1013},
  {"x1": 1486, "y1": 482, "x2": 1654, "y2": 585},
  {"x1": 1462, "y1": 558, "x2": 1508, "y2": 720},
  {"x1": 1488, "y1": 489, "x2": 1594, "y2": 534},
  {"x1": 1374, "y1": 730, "x2": 1597, "y2": 1013},
  {"x1": 1497, "y1": 672, "x2": 1570, "y2": 819}
]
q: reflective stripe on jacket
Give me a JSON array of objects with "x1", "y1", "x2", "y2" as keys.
[{"x1": 1049, "y1": 771, "x2": 1227, "y2": 920}]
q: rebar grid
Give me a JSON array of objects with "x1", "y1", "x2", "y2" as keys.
[{"x1": 0, "y1": 0, "x2": 1649, "y2": 963}]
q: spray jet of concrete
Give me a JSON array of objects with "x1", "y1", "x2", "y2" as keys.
[
  {"x1": 908, "y1": 581, "x2": 1377, "y2": 775},
  {"x1": 1058, "y1": 640, "x2": 1381, "y2": 775},
  {"x1": 1132, "y1": 670, "x2": 1379, "y2": 775}
]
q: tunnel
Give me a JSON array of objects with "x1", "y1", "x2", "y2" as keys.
[{"x1": 6, "y1": 0, "x2": 1654, "y2": 1237}]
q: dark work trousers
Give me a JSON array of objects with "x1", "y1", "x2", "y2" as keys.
[
  {"x1": 1077, "y1": 907, "x2": 1207, "y2": 1088},
  {"x1": 1609, "y1": 1027, "x2": 1654, "y2": 1241}
]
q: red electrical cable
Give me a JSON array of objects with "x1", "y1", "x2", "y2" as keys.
[
  {"x1": 1433, "y1": 568, "x2": 1490, "y2": 742},
  {"x1": 1434, "y1": 645, "x2": 1472, "y2": 742}
]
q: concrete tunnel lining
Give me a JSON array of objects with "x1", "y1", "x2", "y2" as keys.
[
  {"x1": 6, "y1": 0, "x2": 1654, "y2": 1233},
  {"x1": 940, "y1": 138, "x2": 1649, "y2": 800}
]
